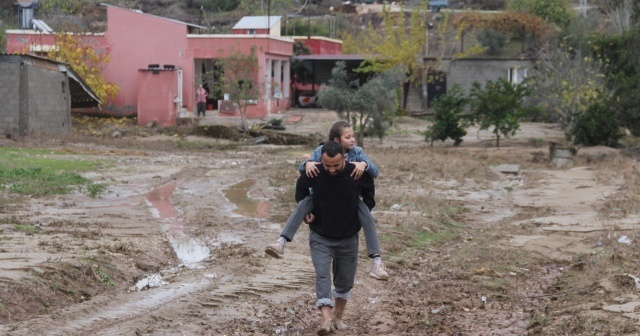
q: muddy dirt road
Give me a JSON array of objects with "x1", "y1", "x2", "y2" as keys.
[{"x1": 1, "y1": 110, "x2": 639, "y2": 335}]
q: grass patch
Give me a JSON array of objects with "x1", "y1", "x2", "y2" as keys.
[
  {"x1": 0, "y1": 166, "x2": 106, "y2": 197},
  {"x1": 95, "y1": 268, "x2": 116, "y2": 287},
  {"x1": 13, "y1": 224, "x2": 40, "y2": 235},
  {"x1": 0, "y1": 147, "x2": 108, "y2": 197},
  {"x1": 0, "y1": 147, "x2": 100, "y2": 172}
]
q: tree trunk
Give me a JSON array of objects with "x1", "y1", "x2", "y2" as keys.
[{"x1": 239, "y1": 104, "x2": 247, "y2": 130}]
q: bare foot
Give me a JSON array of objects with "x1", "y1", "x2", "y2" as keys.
[
  {"x1": 317, "y1": 320, "x2": 334, "y2": 335},
  {"x1": 332, "y1": 318, "x2": 347, "y2": 330}
]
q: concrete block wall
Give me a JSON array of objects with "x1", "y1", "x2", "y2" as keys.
[
  {"x1": 447, "y1": 59, "x2": 534, "y2": 94},
  {"x1": 0, "y1": 62, "x2": 21, "y2": 136},
  {"x1": 27, "y1": 65, "x2": 71, "y2": 134}
]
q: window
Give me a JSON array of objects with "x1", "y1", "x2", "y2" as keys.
[
  {"x1": 508, "y1": 67, "x2": 527, "y2": 85},
  {"x1": 247, "y1": 29, "x2": 255, "y2": 35}
]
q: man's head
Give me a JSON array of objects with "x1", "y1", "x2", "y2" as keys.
[{"x1": 320, "y1": 141, "x2": 345, "y2": 176}]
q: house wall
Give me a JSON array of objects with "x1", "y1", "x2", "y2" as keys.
[
  {"x1": 0, "y1": 62, "x2": 21, "y2": 135},
  {"x1": 447, "y1": 59, "x2": 534, "y2": 93},
  {"x1": 5, "y1": 31, "x2": 108, "y2": 57},
  {"x1": 188, "y1": 35, "x2": 293, "y2": 118},
  {"x1": 232, "y1": 28, "x2": 270, "y2": 35},
  {"x1": 292, "y1": 37, "x2": 342, "y2": 55},
  {"x1": 137, "y1": 70, "x2": 178, "y2": 127},
  {"x1": 103, "y1": 6, "x2": 191, "y2": 116}
]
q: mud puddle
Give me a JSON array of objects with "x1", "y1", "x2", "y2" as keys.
[
  {"x1": 223, "y1": 179, "x2": 273, "y2": 218},
  {"x1": 144, "y1": 182, "x2": 210, "y2": 268}
]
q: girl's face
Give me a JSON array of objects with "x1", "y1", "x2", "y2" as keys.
[{"x1": 335, "y1": 127, "x2": 356, "y2": 150}]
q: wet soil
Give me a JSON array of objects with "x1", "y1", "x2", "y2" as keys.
[{"x1": 0, "y1": 109, "x2": 639, "y2": 335}]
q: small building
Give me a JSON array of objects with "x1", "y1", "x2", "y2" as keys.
[
  {"x1": 6, "y1": 6, "x2": 294, "y2": 125},
  {"x1": 0, "y1": 54, "x2": 100, "y2": 137},
  {"x1": 418, "y1": 57, "x2": 534, "y2": 112},
  {"x1": 232, "y1": 16, "x2": 282, "y2": 36}
]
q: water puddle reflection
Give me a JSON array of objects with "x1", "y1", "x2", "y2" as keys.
[
  {"x1": 223, "y1": 179, "x2": 273, "y2": 218},
  {"x1": 144, "y1": 182, "x2": 210, "y2": 267},
  {"x1": 132, "y1": 273, "x2": 168, "y2": 291}
]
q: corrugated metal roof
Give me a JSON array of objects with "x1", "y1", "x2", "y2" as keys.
[{"x1": 233, "y1": 16, "x2": 281, "y2": 30}]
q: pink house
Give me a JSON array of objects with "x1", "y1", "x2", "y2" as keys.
[{"x1": 6, "y1": 5, "x2": 293, "y2": 126}]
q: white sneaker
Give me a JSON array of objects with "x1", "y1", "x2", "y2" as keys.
[
  {"x1": 370, "y1": 262, "x2": 389, "y2": 281},
  {"x1": 265, "y1": 240, "x2": 285, "y2": 258}
]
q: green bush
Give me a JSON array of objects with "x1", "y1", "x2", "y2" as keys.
[
  {"x1": 41, "y1": 0, "x2": 87, "y2": 15},
  {"x1": 284, "y1": 20, "x2": 330, "y2": 37},
  {"x1": 508, "y1": 0, "x2": 574, "y2": 27},
  {"x1": 476, "y1": 29, "x2": 508, "y2": 55},
  {"x1": 202, "y1": 0, "x2": 240, "y2": 12},
  {"x1": 0, "y1": 28, "x2": 5, "y2": 54},
  {"x1": 468, "y1": 78, "x2": 530, "y2": 147},
  {"x1": 427, "y1": 84, "x2": 469, "y2": 146},
  {"x1": 570, "y1": 100, "x2": 622, "y2": 147}
]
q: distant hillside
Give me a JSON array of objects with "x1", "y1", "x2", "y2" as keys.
[{"x1": 0, "y1": 0, "x2": 335, "y2": 33}]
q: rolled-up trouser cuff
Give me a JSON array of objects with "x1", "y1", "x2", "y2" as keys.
[
  {"x1": 316, "y1": 298, "x2": 334, "y2": 308},
  {"x1": 333, "y1": 290, "x2": 351, "y2": 300}
]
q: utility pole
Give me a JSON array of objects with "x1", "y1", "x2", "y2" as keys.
[
  {"x1": 580, "y1": 0, "x2": 587, "y2": 18},
  {"x1": 423, "y1": 20, "x2": 433, "y2": 110}
]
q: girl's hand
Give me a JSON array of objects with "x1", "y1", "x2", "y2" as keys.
[
  {"x1": 303, "y1": 213, "x2": 315, "y2": 224},
  {"x1": 305, "y1": 161, "x2": 320, "y2": 178},
  {"x1": 351, "y1": 161, "x2": 367, "y2": 180}
]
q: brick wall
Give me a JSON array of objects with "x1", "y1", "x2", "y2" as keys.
[
  {"x1": 26, "y1": 65, "x2": 71, "y2": 134},
  {"x1": 0, "y1": 62, "x2": 21, "y2": 136}
]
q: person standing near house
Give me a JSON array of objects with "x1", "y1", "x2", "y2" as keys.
[
  {"x1": 295, "y1": 140, "x2": 375, "y2": 334},
  {"x1": 196, "y1": 84, "x2": 208, "y2": 117}
]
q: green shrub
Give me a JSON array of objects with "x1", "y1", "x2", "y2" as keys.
[
  {"x1": 427, "y1": 84, "x2": 469, "y2": 146},
  {"x1": 476, "y1": 29, "x2": 508, "y2": 55},
  {"x1": 570, "y1": 100, "x2": 622, "y2": 147},
  {"x1": 202, "y1": 0, "x2": 240, "y2": 12}
]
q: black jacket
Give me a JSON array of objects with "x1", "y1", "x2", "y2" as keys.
[{"x1": 295, "y1": 162, "x2": 375, "y2": 239}]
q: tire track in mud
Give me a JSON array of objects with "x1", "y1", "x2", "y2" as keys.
[
  {"x1": 2, "y1": 163, "x2": 316, "y2": 335},
  {"x1": 1, "y1": 248, "x2": 315, "y2": 336}
]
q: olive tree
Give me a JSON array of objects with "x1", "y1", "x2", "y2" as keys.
[
  {"x1": 468, "y1": 78, "x2": 530, "y2": 147},
  {"x1": 317, "y1": 61, "x2": 404, "y2": 147}
]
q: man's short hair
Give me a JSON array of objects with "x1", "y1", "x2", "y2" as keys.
[{"x1": 321, "y1": 141, "x2": 345, "y2": 158}]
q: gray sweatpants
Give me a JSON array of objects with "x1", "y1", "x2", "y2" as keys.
[
  {"x1": 309, "y1": 231, "x2": 359, "y2": 308},
  {"x1": 281, "y1": 195, "x2": 381, "y2": 257}
]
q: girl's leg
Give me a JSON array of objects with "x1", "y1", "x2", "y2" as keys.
[
  {"x1": 358, "y1": 200, "x2": 380, "y2": 257},
  {"x1": 358, "y1": 200, "x2": 389, "y2": 280},
  {"x1": 279, "y1": 195, "x2": 314, "y2": 242}
]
